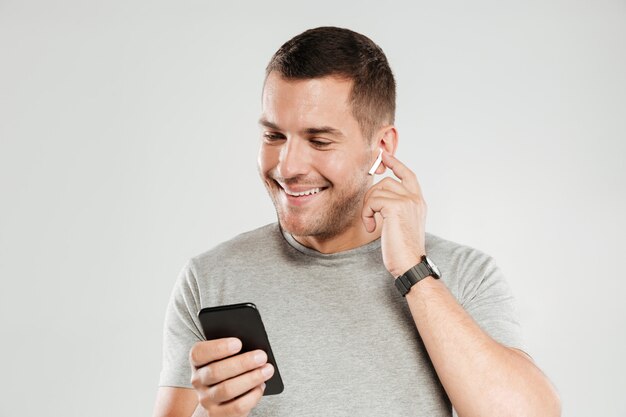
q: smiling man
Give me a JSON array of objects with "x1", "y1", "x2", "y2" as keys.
[
  {"x1": 258, "y1": 72, "x2": 385, "y2": 252},
  {"x1": 153, "y1": 27, "x2": 561, "y2": 417}
]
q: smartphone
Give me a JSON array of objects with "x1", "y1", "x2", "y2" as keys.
[{"x1": 197, "y1": 302, "x2": 284, "y2": 395}]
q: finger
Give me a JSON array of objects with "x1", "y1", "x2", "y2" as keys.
[
  {"x1": 362, "y1": 195, "x2": 398, "y2": 232},
  {"x1": 372, "y1": 177, "x2": 410, "y2": 196},
  {"x1": 361, "y1": 185, "x2": 414, "y2": 221},
  {"x1": 207, "y1": 363, "x2": 274, "y2": 403},
  {"x1": 363, "y1": 190, "x2": 411, "y2": 220},
  {"x1": 362, "y1": 178, "x2": 408, "y2": 220},
  {"x1": 362, "y1": 211, "x2": 376, "y2": 233},
  {"x1": 366, "y1": 188, "x2": 404, "y2": 202},
  {"x1": 194, "y1": 350, "x2": 268, "y2": 387},
  {"x1": 212, "y1": 384, "x2": 265, "y2": 417},
  {"x1": 380, "y1": 152, "x2": 423, "y2": 196},
  {"x1": 189, "y1": 338, "x2": 242, "y2": 369}
]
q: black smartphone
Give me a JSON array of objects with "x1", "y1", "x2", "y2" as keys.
[{"x1": 197, "y1": 302, "x2": 284, "y2": 396}]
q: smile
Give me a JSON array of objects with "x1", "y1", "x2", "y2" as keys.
[
  {"x1": 283, "y1": 187, "x2": 324, "y2": 197},
  {"x1": 275, "y1": 181, "x2": 329, "y2": 204}
]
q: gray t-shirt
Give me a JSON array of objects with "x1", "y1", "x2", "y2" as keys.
[{"x1": 159, "y1": 223, "x2": 524, "y2": 416}]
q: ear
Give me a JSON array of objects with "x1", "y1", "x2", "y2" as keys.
[{"x1": 372, "y1": 125, "x2": 398, "y2": 175}]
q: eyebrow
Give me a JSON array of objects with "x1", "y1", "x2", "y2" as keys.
[{"x1": 258, "y1": 118, "x2": 345, "y2": 138}]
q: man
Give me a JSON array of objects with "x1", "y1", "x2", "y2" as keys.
[{"x1": 153, "y1": 27, "x2": 561, "y2": 417}]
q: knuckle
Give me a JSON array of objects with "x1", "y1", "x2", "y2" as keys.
[
  {"x1": 402, "y1": 196, "x2": 418, "y2": 208},
  {"x1": 206, "y1": 384, "x2": 220, "y2": 402},
  {"x1": 217, "y1": 381, "x2": 234, "y2": 400},
  {"x1": 204, "y1": 403, "x2": 216, "y2": 417},
  {"x1": 232, "y1": 399, "x2": 247, "y2": 415},
  {"x1": 190, "y1": 371, "x2": 201, "y2": 388},
  {"x1": 197, "y1": 364, "x2": 216, "y2": 386},
  {"x1": 203, "y1": 364, "x2": 216, "y2": 382},
  {"x1": 189, "y1": 344, "x2": 199, "y2": 364},
  {"x1": 410, "y1": 195, "x2": 424, "y2": 207},
  {"x1": 199, "y1": 394, "x2": 213, "y2": 411},
  {"x1": 189, "y1": 342, "x2": 206, "y2": 366},
  {"x1": 197, "y1": 391, "x2": 207, "y2": 404}
]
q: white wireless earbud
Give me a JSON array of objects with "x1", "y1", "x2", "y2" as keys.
[{"x1": 368, "y1": 148, "x2": 384, "y2": 176}]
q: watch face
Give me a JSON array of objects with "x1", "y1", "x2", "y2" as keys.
[{"x1": 425, "y1": 256, "x2": 441, "y2": 277}]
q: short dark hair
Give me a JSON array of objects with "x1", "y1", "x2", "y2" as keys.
[{"x1": 265, "y1": 26, "x2": 396, "y2": 142}]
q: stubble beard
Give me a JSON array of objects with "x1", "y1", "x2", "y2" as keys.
[{"x1": 265, "y1": 173, "x2": 371, "y2": 241}]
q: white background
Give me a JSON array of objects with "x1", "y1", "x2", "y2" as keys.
[{"x1": 1, "y1": 1, "x2": 624, "y2": 416}]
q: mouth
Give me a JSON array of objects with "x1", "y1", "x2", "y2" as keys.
[
  {"x1": 283, "y1": 187, "x2": 324, "y2": 197},
  {"x1": 275, "y1": 181, "x2": 329, "y2": 205}
]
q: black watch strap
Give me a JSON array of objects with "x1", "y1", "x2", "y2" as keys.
[{"x1": 395, "y1": 256, "x2": 441, "y2": 297}]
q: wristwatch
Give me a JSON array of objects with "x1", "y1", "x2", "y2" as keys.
[{"x1": 394, "y1": 255, "x2": 441, "y2": 296}]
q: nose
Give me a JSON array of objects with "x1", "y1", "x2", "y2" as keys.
[{"x1": 277, "y1": 138, "x2": 311, "y2": 179}]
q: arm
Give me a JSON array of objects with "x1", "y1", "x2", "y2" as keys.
[
  {"x1": 152, "y1": 387, "x2": 198, "y2": 417},
  {"x1": 152, "y1": 387, "x2": 219, "y2": 417},
  {"x1": 153, "y1": 338, "x2": 272, "y2": 417},
  {"x1": 154, "y1": 262, "x2": 271, "y2": 417},
  {"x1": 151, "y1": 387, "x2": 222, "y2": 417},
  {"x1": 405, "y1": 276, "x2": 560, "y2": 417},
  {"x1": 363, "y1": 150, "x2": 561, "y2": 417}
]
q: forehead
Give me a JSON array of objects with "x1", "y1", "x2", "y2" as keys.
[{"x1": 261, "y1": 72, "x2": 356, "y2": 129}]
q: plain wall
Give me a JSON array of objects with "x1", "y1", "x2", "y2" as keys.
[{"x1": 1, "y1": 1, "x2": 624, "y2": 416}]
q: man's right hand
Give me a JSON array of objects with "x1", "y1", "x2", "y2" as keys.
[{"x1": 189, "y1": 337, "x2": 275, "y2": 417}]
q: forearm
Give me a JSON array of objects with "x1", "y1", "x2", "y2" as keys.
[{"x1": 406, "y1": 277, "x2": 561, "y2": 417}]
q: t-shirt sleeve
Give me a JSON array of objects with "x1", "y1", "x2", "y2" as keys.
[
  {"x1": 159, "y1": 259, "x2": 205, "y2": 388},
  {"x1": 458, "y1": 254, "x2": 526, "y2": 353}
]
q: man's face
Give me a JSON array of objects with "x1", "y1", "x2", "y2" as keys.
[{"x1": 258, "y1": 72, "x2": 375, "y2": 240}]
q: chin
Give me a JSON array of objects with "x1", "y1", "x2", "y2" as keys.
[
  {"x1": 277, "y1": 213, "x2": 316, "y2": 237},
  {"x1": 277, "y1": 212, "x2": 354, "y2": 241}
]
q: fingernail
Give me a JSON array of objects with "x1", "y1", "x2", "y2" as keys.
[
  {"x1": 261, "y1": 383, "x2": 266, "y2": 391},
  {"x1": 261, "y1": 363, "x2": 274, "y2": 378},
  {"x1": 254, "y1": 350, "x2": 267, "y2": 365}
]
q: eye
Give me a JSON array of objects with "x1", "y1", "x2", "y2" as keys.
[
  {"x1": 310, "y1": 139, "x2": 331, "y2": 147},
  {"x1": 263, "y1": 132, "x2": 285, "y2": 142}
]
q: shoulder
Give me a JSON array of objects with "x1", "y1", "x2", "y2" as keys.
[
  {"x1": 189, "y1": 222, "x2": 283, "y2": 272},
  {"x1": 425, "y1": 232, "x2": 499, "y2": 291},
  {"x1": 427, "y1": 235, "x2": 522, "y2": 346},
  {"x1": 426, "y1": 231, "x2": 493, "y2": 266}
]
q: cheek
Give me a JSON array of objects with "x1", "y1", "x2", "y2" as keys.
[
  {"x1": 257, "y1": 145, "x2": 278, "y2": 175},
  {"x1": 318, "y1": 151, "x2": 365, "y2": 182}
]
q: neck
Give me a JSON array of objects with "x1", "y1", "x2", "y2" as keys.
[{"x1": 290, "y1": 213, "x2": 383, "y2": 254}]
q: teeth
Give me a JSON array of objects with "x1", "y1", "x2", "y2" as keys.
[{"x1": 284, "y1": 187, "x2": 323, "y2": 197}]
